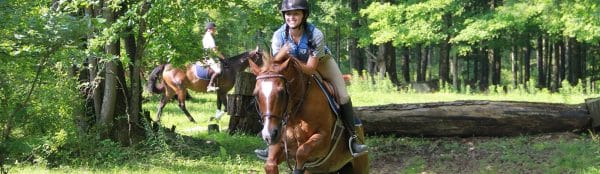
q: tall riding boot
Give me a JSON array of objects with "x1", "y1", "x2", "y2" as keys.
[{"x1": 340, "y1": 99, "x2": 368, "y2": 157}]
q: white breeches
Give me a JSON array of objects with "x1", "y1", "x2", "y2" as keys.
[
  {"x1": 317, "y1": 58, "x2": 350, "y2": 104},
  {"x1": 206, "y1": 59, "x2": 221, "y2": 73}
]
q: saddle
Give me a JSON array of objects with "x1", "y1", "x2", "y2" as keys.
[
  {"x1": 192, "y1": 62, "x2": 213, "y2": 80},
  {"x1": 311, "y1": 74, "x2": 340, "y2": 116}
]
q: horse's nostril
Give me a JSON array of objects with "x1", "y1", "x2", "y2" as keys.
[
  {"x1": 272, "y1": 129, "x2": 278, "y2": 137},
  {"x1": 270, "y1": 129, "x2": 279, "y2": 143}
]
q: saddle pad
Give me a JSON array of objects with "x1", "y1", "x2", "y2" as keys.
[{"x1": 194, "y1": 64, "x2": 211, "y2": 80}]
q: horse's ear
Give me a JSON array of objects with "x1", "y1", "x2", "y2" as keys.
[
  {"x1": 248, "y1": 58, "x2": 261, "y2": 75},
  {"x1": 275, "y1": 56, "x2": 292, "y2": 73}
]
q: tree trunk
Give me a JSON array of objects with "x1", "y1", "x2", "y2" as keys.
[
  {"x1": 479, "y1": 47, "x2": 489, "y2": 91},
  {"x1": 586, "y1": 98, "x2": 600, "y2": 128},
  {"x1": 451, "y1": 55, "x2": 458, "y2": 89},
  {"x1": 439, "y1": 38, "x2": 451, "y2": 84},
  {"x1": 99, "y1": 4, "x2": 118, "y2": 138},
  {"x1": 439, "y1": 13, "x2": 451, "y2": 84},
  {"x1": 559, "y1": 39, "x2": 566, "y2": 83},
  {"x1": 349, "y1": 0, "x2": 365, "y2": 77},
  {"x1": 365, "y1": 46, "x2": 378, "y2": 84},
  {"x1": 551, "y1": 41, "x2": 560, "y2": 92},
  {"x1": 472, "y1": 51, "x2": 478, "y2": 87},
  {"x1": 415, "y1": 44, "x2": 424, "y2": 82},
  {"x1": 401, "y1": 46, "x2": 410, "y2": 83},
  {"x1": 427, "y1": 46, "x2": 432, "y2": 80},
  {"x1": 491, "y1": 48, "x2": 501, "y2": 85},
  {"x1": 418, "y1": 45, "x2": 429, "y2": 82},
  {"x1": 77, "y1": 3, "x2": 96, "y2": 135},
  {"x1": 227, "y1": 72, "x2": 261, "y2": 134},
  {"x1": 121, "y1": 0, "x2": 150, "y2": 144},
  {"x1": 376, "y1": 44, "x2": 387, "y2": 79},
  {"x1": 546, "y1": 38, "x2": 553, "y2": 88},
  {"x1": 523, "y1": 40, "x2": 532, "y2": 86},
  {"x1": 384, "y1": 42, "x2": 400, "y2": 86},
  {"x1": 511, "y1": 46, "x2": 518, "y2": 87},
  {"x1": 355, "y1": 100, "x2": 591, "y2": 137},
  {"x1": 581, "y1": 43, "x2": 588, "y2": 83},
  {"x1": 537, "y1": 36, "x2": 545, "y2": 88}
]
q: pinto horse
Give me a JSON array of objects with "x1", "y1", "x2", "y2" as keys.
[
  {"x1": 147, "y1": 49, "x2": 262, "y2": 123},
  {"x1": 248, "y1": 53, "x2": 368, "y2": 174}
]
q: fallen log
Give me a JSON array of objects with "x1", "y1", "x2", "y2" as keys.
[{"x1": 355, "y1": 100, "x2": 592, "y2": 137}]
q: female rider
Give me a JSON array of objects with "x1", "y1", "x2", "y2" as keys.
[{"x1": 255, "y1": 0, "x2": 368, "y2": 159}]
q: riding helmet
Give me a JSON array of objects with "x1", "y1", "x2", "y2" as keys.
[
  {"x1": 280, "y1": 0, "x2": 309, "y2": 20},
  {"x1": 205, "y1": 22, "x2": 216, "y2": 30}
]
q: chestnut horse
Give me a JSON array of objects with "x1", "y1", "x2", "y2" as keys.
[
  {"x1": 248, "y1": 53, "x2": 368, "y2": 174},
  {"x1": 147, "y1": 49, "x2": 262, "y2": 123}
]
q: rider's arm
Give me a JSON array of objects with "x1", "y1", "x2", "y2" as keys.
[
  {"x1": 296, "y1": 55, "x2": 318, "y2": 75},
  {"x1": 212, "y1": 47, "x2": 225, "y2": 60}
]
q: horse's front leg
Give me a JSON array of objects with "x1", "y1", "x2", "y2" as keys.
[
  {"x1": 265, "y1": 143, "x2": 284, "y2": 174},
  {"x1": 294, "y1": 133, "x2": 325, "y2": 173}
]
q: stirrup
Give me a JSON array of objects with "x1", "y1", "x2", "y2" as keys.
[{"x1": 348, "y1": 135, "x2": 368, "y2": 157}]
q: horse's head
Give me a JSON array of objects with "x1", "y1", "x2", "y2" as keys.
[
  {"x1": 246, "y1": 46, "x2": 263, "y2": 64},
  {"x1": 223, "y1": 47, "x2": 264, "y2": 72},
  {"x1": 249, "y1": 52, "x2": 294, "y2": 145}
]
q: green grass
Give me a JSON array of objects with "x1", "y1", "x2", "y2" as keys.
[{"x1": 6, "y1": 78, "x2": 600, "y2": 173}]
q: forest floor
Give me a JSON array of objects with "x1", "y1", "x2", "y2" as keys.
[{"x1": 367, "y1": 132, "x2": 598, "y2": 173}]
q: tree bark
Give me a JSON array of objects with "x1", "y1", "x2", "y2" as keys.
[
  {"x1": 365, "y1": 46, "x2": 378, "y2": 84},
  {"x1": 546, "y1": 38, "x2": 553, "y2": 88},
  {"x1": 451, "y1": 54, "x2": 458, "y2": 89},
  {"x1": 523, "y1": 40, "x2": 532, "y2": 86},
  {"x1": 99, "y1": 4, "x2": 118, "y2": 138},
  {"x1": 401, "y1": 46, "x2": 410, "y2": 83},
  {"x1": 511, "y1": 46, "x2": 518, "y2": 87},
  {"x1": 376, "y1": 44, "x2": 387, "y2": 79},
  {"x1": 384, "y1": 42, "x2": 400, "y2": 86},
  {"x1": 559, "y1": 39, "x2": 566, "y2": 83},
  {"x1": 227, "y1": 72, "x2": 261, "y2": 134},
  {"x1": 491, "y1": 48, "x2": 501, "y2": 85},
  {"x1": 479, "y1": 47, "x2": 489, "y2": 91},
  {"x1": 122, "y1": 0, "x2": 150, "y2": 144},
  {"x1": 471, "y1": 51, "x2": 478, "y2": 87},
  {"x1": 439, "y1": 41, "x2": 450, "y2": 84},
  {"x1": 355, "y1": 100, "x2": 591, "y2": 137},
  {"x1": 415, "y1": 44, "x2": 424, "y2": 82},
  {"x1": 418, "y1": 45, "x2": 429, "y2": 82},
  {"x1": 348, "y1": 0, "x2": 365, "y2": 77},
  {"x1": 551, "y1": 41, "x2": 560, "y2": 92},
  {"x1": 537, "y1": 36, "x2": 545, "y2": 88}
]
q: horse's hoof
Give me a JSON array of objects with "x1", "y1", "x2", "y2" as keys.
[{"x1": 293, "y1": 169, "x2": 305, "y2": 174}]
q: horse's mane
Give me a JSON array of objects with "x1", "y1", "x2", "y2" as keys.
[
  {"x1": 229, "y1": 51, "x2": 250, "y2": 60},
  {"x1": 258, "y1": 48, "x2": 296, "y2": 73}
]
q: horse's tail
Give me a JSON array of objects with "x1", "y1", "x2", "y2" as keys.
[{"x1": 147, "y1": 64, "x2": 166, "y2": 94}]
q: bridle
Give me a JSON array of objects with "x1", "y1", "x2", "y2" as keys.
[{"x1": 254, "y1": 73, "x2": 290, "y2": 127}]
